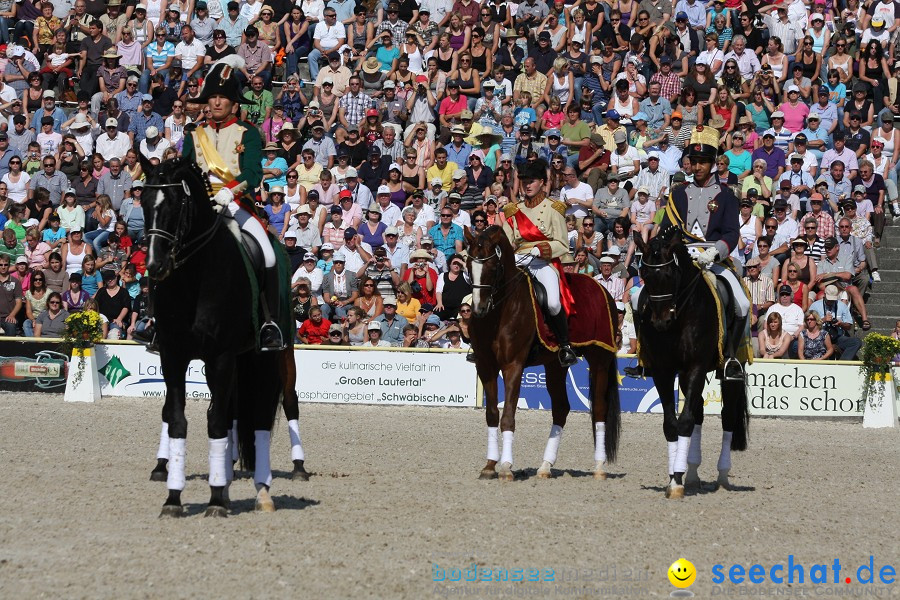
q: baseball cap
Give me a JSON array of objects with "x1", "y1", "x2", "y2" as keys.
[
  {"x1": 303, "y1": 252, "x2": 317, "y2": 262},
  {"x1": 854, "y1": 184, "x2": 866, "y2": 194},
  {"x1": 283, "y1": 230, "x2": 297, "y2": 240},
  {"x1": 431, "y1": 177, "x2": 443, "y2": 186},
  {"x1": 329, "y1": 323, "x2": 343, "y2": 334},
  {"x1": 770, "y1": 110, "x2": 785, "y2": 119},
  {"x1": 344, "y1": 227, "x2": 358, "y2": 240},
  {"x1": 613, "y1": 130, "x2": 627, "y2": 144},
  {"x1": 745, "y1": 257, "x2": 761, "y2": 267},
  {"x1": 377, "y1": 184, "x2": 391, "y2": 195},
  {"x1": 825, "y1": 285, "x2": 840, "y2": 301},
  {"x1": 142, "y1": 93, "x2": 153, "y2": 102},
  {"x1": 823, "y1": 236, "x2": 839, "y2": 249},
  {"x1": 605, "y1": 109, "x2": 621, "y2": 120},
  {"x1": 779, "y1": 284, "x2": 793, "y2": 296},
  {"x1": 452, "y1": 169, "x2": 466, "y2": 180}
]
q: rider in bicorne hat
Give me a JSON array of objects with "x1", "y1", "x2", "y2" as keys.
[
  {"x1": 181, "y1": 55, "x2": 285, "y2": 351},
  {"x1": 500, "y1": 159, "x2": 578, "y2": 367},
  {"x1": 652, "y1": 125, "x2": 750, "y2": 380}
]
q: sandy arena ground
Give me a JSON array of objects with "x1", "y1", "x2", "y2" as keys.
[{"x1": 0, "y1": 393, "x2": 898, "y2": 599}]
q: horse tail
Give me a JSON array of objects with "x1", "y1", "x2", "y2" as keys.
[
  {"x1": 604, "y1": 353, "x2": 621, "y2": 463},
  {"x1": 235, "y1": 352, "x2": 285, "y2": 471},
  {"x1": 722, "y1": 380, "x2": 750, "y2": 452}
]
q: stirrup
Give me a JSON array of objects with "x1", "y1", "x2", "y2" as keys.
[
  {"x1": 465, "y1": 350, "x2": 476, "y2": 363},
  {"x1": 558, "y1": 345, "x2": 578, "y2": 367},
  {"x1": 259, "y1": 321, "x2": 286, "y2": 352},
  {"x1": 623, "y1": 365, "x2": 645, "y2": 378},
  {"x1": 723, "y1": 357, "x2": 744, "y2": 381}
]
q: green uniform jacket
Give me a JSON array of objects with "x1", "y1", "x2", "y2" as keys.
[{"x1": 182, "y1": 119, "x2": 264, "y2": 192}]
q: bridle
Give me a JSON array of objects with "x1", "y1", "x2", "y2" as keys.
[
  {"x1": 469, "y1": 243, "x2": 528, "y2": 313},
  {"x1": 640, "y1": 247, "x2": 702, "y2": 319},
  {"x1": 144, "y1": 169, "x2": 223, "y2": 270}
]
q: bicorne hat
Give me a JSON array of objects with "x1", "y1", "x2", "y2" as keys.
[{"x1": 195, "y1": 56, "x2": 252, "y2": 104}]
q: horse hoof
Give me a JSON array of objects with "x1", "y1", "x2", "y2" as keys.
[
  {"x1": 665, "y1": 485, "x2": 685, "y2": 500},
  {"x1": 149, "y1": 459, "x2": 168, "y2": 481},
  {"x1": 536, "y1": 461, "x2": 553, "y2": 478},
  {"x1": 255, "y1": 489, "x2": 276, "y2": 513},
  {"x1": 497, "y1": 462, "x2": 514, "y2": 482},
  {"x1": 716, "y1": 470, "x2": 732, "y2": 491},
  {"x1": 204, "y1": 505, "x2": 228, "y2": 518},
  {"x1": 685, "y1": 464, "x2": 701, "y2": 489},
  {"x1": 593, "y1": 461, "x2": 607, "y2": 480},
  {"x1": 292, "y1": 469, "x2": 310, "y2": 482},
  {"x1": 478, "y1": 469, "x2": 497, "y2": 480},
  {"x1": 159, "y1": 504, "x2": 185, "y2": 518}
]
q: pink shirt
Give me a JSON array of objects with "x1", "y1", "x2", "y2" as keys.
[{"x1": 779, "y1": 101, "x2": 810, "y2": 133}]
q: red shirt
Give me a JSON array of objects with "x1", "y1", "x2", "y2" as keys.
[
  {"x1": 298, "y1": 318, "x2": 332, "y2": 345},
  {"x1": 129, "y1": 249, "x2": 147, "y2": 276},
  {"x1": 439, "y1": 95, "x2": 468, "y2": 120},
  {"x1": 577, "y1": 146, "x2": 610, "y2": 171}
]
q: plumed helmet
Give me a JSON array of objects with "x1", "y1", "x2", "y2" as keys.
[
  {"x1": 684, "y1": 125, "x2": 720, "y2": 161},
  {"x1": 195, "y1": 55, "x2": 251, "y2": 104}
]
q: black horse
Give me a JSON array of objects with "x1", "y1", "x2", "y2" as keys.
[
  {"x1": 143, "y1": 157, "x2": 292, "y2": 517},
  {"x1": 633, "y1": 227, "x2": 749, "y2": 499}
]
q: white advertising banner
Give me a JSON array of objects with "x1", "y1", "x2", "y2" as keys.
[
  {"x1": 91, "y1": 344, "x2": 479, "y2": 407},
  {"x1": 295, "y1": 348, "x2": 479, "y2": 407},
  {"x1": 701, "y1": 360, "x2": 866, "y2": 417}
]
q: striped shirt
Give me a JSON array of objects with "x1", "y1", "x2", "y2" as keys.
[
  {"x1": 595, "y1": 272, "x2": 626, "y2": 301},
  {"x1": 144, "y1": 41, "x2": 176, "y2": 69},
  {"x1": 743, "y1": 274, "x2": 775, "y2": 308}
]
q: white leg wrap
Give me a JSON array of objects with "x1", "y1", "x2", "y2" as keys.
[
  {"x1": 500, "y1": 430, "x2": 514, "y2": 466},
  {"x1": 254, "y1": 430, "x2": 273, "y2": 490},
  {"x1": 230, "y1": 420, "x2": 239, "y2": 462},
  {"x1": 674, "y1": 435, "x2": 691, "y2": 474},
  {"x1": 156, "y1": 422, "x2": 169, "y2": 460},
  {"x1": 287, "y1": 419, "x2": 305, "y2": 461},
  {"x1": 667, "y1": 441, "x2": 677, "y2": 476},
  {"x1": 688, "y1": 425, "x2": 702, "y2": 466},
  {"x1": 542, "y1": 424, "x2": 564, "y2": 465},
  {"x1": 486, "y1": 426, "x2": 499, "y2": 462},
  {"x1": 208, "y1": 437, "x2": 229, "y2": 487},
  {"x1": 594, "y1": 422, "x2": 607, "y2": 463},
  {"x1": 166, "y1": 438, "x2": 186, "y2": 491},
  {"x1": 224, "y1": 434, "x2": 234, "y2": 484},
  {"x1": 717, "y1": 431, "x2": 733, "y2": 472}
]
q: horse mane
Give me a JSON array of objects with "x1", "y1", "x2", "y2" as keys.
[{"x1": 652, "y1": 225, "x2": 693, "y2": 273}]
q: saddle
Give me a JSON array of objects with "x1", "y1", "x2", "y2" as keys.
[{"x1": 524, "y1": 270, "x2": 618, "y2": 354}]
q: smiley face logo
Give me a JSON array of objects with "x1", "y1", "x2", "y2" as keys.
[{"x1": 668, "y1": 558, "x2": 696, "y2": 588}]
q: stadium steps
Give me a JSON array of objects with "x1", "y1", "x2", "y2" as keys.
[{"x1": 863, "y1": 218, "x2": 900, "y2": 334}]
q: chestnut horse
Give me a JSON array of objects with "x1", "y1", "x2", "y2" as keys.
[{"x1": 466, "y1": 226, "x2": 621, "y2": 481}]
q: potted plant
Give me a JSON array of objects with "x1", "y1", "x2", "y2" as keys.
[
  {"x1": 61, "y1": 310, "x2": 104, "y2": 387},
  {"x1": 859, "y1": 332, "x2": 900, "y2": 409}
]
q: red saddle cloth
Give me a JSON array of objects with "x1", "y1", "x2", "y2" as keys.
[{"x1": 528, "y1": 273, "x2": 618, "y2": 353}]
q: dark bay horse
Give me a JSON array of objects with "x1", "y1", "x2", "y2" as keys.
[
  {"x1": 466, "y1": 227, "x2": 620, "y2": 481},
  {"x1": 633, "y1": 227, "x2": 749, "y2": 499},
  {"x1": 143, "y1": 157, "x2": 292, "y2": 517}
]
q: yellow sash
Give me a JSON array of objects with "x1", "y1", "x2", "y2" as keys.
[{"x1": 194, "y1": 126, "x2": 236, "y2": 184}]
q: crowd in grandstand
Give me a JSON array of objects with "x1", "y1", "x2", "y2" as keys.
[{"x1": 0, "y1": 0, "x2": 897, "y2": 360}]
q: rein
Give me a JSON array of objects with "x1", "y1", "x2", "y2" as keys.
[
  {"x1": 641, "y1": 251, "x2": 704, "y2": 317},
  {"x1": 144, "y1": 175, "x2": 224, "y2": 270}
]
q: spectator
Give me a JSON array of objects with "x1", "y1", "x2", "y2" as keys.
[
  {"x1": 32, "y1": 292, "x2": 68, "y2": 338},
  {"x1": 797, "y1": 310, "x2": 834, "y2": 360},
  {"x1": 297, "y1": 305, "x2": 331, "y2": 344},
  {"x1": 809, "y1": 284, "x2": 862, "y2": 360},
  {"x1": 0, "y1": 255, "x2": 22, "y2": 335}
]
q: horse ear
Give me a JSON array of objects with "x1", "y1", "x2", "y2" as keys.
[
  {"x1": 464, "y1": 227, "x2": 475, "y2": 245},
  {"x1": 665, "y1": 226, "x2": 683, "y2": 251},
  {"x1": 632, "y1": 231, "x2": 648, "y2": 255},
  {"x1": 139, "y1": 152, "x2": 157, "y2": 179}
]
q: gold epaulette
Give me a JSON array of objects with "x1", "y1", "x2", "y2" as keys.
[
  {"x1": 550, "y1": 200, "x2": 567, "y2": 216},
  {"x1": 502, "y1": 203, "x2": 520, "y2": 218}
]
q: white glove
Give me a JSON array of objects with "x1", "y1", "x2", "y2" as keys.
[
  {"x1": 696, "y1": 247, "x2": 719, "y2": 268},
  {"x1": 530, "y1": 246, "x2": 542, "y2": 257},
  {"x1": 213, "y1": 186, "x2": 234, "y2": 208}
]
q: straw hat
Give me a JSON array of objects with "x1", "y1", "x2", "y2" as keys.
[{"x1": 362, "y1": 57, "x2": 381, "y2": 74}]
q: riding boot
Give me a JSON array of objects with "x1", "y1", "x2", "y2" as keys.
[
  {"x1": 548, "y1": 311, "x2": 578, "y2": 367},
  {"x1": 723, "y1": 314, "x2": 748, "y2": 381},
  {"x1": 259, "y1": 266, "x2": 286, "y2": 352},
  {"x1": 132, "y1": 278, "x2": 160, "y2": 354}
]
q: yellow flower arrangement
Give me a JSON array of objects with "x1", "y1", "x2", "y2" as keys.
[{"x1": 61, "y1": 311, "x2": 104, "y2": 386}]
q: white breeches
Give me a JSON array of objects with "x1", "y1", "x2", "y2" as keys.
[
  {"x1": 519, "y1": 257, "x2": 562, "y2": 316},
  {"x1": 710, "y1": 264, "x2": 750, "y2": 317},
  {"x1": 228, "y1": 202, "x2": 276, "y2": 268}
]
